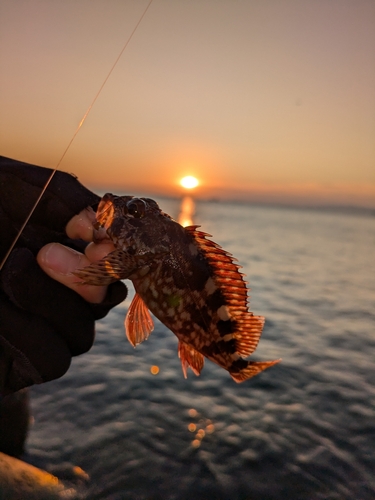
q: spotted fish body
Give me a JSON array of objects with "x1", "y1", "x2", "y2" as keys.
[{"x1": 75, "y1": 194, "x2": 280, "y2": 382}]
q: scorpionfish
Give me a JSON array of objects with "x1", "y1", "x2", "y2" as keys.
[{"x1": 75, "y1": 194, "x2": 280, "y2": 382}]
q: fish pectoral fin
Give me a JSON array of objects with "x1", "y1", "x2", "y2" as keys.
[
  {"x1": 73, "y1": 249, "x2": 140, "y2": 286},
  {"x1": 125, "y1": 293, "x2": 154, "y2": 347},
  {"x1": 233, "y1": 314, "x2": 265, "y2": 357},
  {"x1": 230, "y1": 358, "x2": 281, "y2": 383},
  {"x1": 178, "y1": 341, "x2": 204, "y2": 378}
]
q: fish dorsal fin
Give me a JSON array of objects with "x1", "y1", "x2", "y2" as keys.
[
  {"x1": 178, "y1": 341, "x2": 204, "y2": 378},
  {"x1": 184, "y1": 225, "x2": 264, "y2": 357},
  {"x1": 125, "y1": 293, "x2": 154, "y2": 347}
]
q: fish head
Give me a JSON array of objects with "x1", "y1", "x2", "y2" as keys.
[{"x1": 94, "y1": 193, "x2": 172, "y2": 254}]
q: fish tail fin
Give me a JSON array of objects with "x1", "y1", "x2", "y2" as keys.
[{"x1": 230, "y1": 358, "x2": 281, "y2": 383}]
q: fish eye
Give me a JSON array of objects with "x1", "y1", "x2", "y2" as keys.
[{"x1": 126, "y1": 198, "x2": 146, "y2": 218}]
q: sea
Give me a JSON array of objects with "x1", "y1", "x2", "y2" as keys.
[{"x1": 24, "y1": 197, "x2": 375, "y2": 499}]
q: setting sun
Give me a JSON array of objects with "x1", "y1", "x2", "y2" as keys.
[{"x1": 180, "y1": 176, "x2": 199, "y2": 189}]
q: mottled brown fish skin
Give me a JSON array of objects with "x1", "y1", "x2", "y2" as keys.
[
  {"x1": 75, "y1": 193, "x2": 280, "y2": 382},
  {"x1": 131, "y1": 220, "x2": 240, "y2": 372}
]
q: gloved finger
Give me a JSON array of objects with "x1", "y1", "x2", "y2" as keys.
[
  {"x1": 1, "y1": 248, "x2": 96, "y2": 356},
  {"x1": 83, "y1": 241, "x2": 116, "y2": 263},
  {"x1": 65, "y1": 207, "x2": 97, "y2": 242},
  {"x1": 89, "y1": 280, "x2": 128, "y2": 320},
  {"x1": 37, "y1": 243, "x2": 108, "y2": 304},
  {"x1": 66, "y1": 208, "x2": 116, "y2": 263},
  {"x1": 0, "y1": 156, "x2": 100, "y2": 231},
  {"x1": 0, "y1": 196, "x2": 92, "y2": 261},
  {"x1": 0, "y1": 297, "x2": 71, "y2": 394}
]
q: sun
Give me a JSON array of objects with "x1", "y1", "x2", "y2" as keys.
[{"x1": 180, "y1": 176, "x2": 199, "y2": 189}]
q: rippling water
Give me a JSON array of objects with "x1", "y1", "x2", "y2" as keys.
[{"x1": 26, "y1": 199, "x2": 375, "y2": 500}]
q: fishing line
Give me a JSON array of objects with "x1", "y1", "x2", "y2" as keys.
[{"x1": 0, "y1": 0, "x2": 154, "y2": 271}]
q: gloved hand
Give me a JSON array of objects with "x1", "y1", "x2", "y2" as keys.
[{"x1": 0, "y1": 156, "x2": 127, "y2": 395}]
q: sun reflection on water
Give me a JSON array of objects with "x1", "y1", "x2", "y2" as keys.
[{"x1": 178, "y1": 196, "x2": 195, "y2": 227}]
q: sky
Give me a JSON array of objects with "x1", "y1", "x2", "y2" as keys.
[{"x1": 0, "y1": 0, "x2": 374, "y2": 207}]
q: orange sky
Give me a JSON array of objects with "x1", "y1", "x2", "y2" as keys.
[{"x1": 0, "y1": 0, "x2": 374, "y2": 207}]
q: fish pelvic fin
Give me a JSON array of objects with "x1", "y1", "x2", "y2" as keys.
[
  {"x1": 73, "y1": 249, "x2": 147, "y2": 286},
  {"x1": 230, "y1": 358, "x2": 281, "y2": 383},
  {"x1": 178, "y1": 341, "x2": 204, "y2": 378},
  {"x1": 125, "y1": 293, "x2": 154, "y2": 347}
]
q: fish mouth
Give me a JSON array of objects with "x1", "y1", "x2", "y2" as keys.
[
  {"x1": 96, "y1": 194, "x2": 115, "y2": 227},
  {"x1": 93, "y1": 194, "x2": 115, "y2": 241}
]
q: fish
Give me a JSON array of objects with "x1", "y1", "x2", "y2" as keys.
[{"x1": 74, "y1": 193, "x2": 280, "y2": 382}]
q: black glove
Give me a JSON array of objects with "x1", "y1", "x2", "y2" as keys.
[{"x1": 0, "y1": 156, "x2": 127, "y2": 395}]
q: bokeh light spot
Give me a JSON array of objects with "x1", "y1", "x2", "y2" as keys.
[
  {"x1": 188, "y1": 408, "x2": 198, "y2": 418},
  {"x1": 196, "y1": 429, "x2": 205, "y2": 439},
  {"x1": 188, "y1": 423, "x2": 196, "y2": 432},
  {"x1": 206, "y1": 423, "x2": 215, "y2": 434}
]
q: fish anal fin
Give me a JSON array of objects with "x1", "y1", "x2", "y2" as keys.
[
  {"x1": 178, "y1": 341, "x2": 204, "y2": 378},
  {"x1": 125, "y1": 293, "x2": 154, "y2": 347},
  {"x1": 234, "y1": 314, "x2": 265, "y2": 357},
  {"x1": 230, "y1": 359, "x2": 281, "y2": 383},
  {"x1": 74, "y1": 249, "x2": 139, "y2": 286}
]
